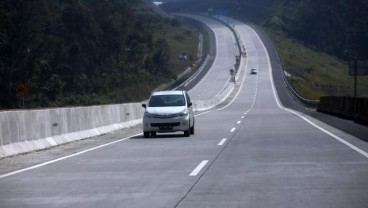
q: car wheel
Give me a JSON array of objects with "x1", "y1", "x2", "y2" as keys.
[
  {"x1": 143, "y1": 132, "x2": 150, "y2": 138},
  {"x1": 190, "y1": 123, "x2": 194, "y2": 135},
  {"x1": 184, "y1": 129, "x2": 190, "y2": 137}
]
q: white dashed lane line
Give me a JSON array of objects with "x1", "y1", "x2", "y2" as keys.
[
  {"x1": 230, "y1": 128, "x2": 236, "y2": 132},
  {"x1": 237, "y1": 121, "x2": 241, "y2": 124},
  {"x1": 218, "y1": 138, "x2": 227, "y2": 146},
  {"x1": 190, "y1": 160, "x2": 209, "y2": 176}
]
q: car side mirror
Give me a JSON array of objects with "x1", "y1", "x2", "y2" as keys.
[
  {"x1": 142, "y1": 104, "x2": 147, "y2": 109},
  {"x1": 188, "y1": 102, "x2": 192, "y2": 107}
]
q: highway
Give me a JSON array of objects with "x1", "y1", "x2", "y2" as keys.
[
  {"x1": 178, "y1": 14, "x2": 239, "y2": 100},
  {"x1": 1, "y1": 15, "x2": 368, "y2": 208}
]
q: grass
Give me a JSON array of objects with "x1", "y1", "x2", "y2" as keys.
[
  {"x1": 162, "y1": 17, "x2": 211, "y2": 74},
  {"x1": 266, "y1": 29, "x2": 368, "y2": 99},
  {"x1": 157, "y1": 23, "x2": 199, "y2": 75},
  {"x1": 150, "y1": 17, "x2": 210, "y2": 88},
  {"x1": 97, "y1": 18, "x2": 207, "y2": 104},
  {"x1": 134, "y1": 2, "x2": 202, "y2": 76},
  {"x1": 154, "y1": 19, "x2": 211, "y2": 91}
]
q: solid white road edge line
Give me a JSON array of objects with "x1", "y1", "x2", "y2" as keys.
[
  {"x1": 218, "y1": 138, "x2": 227, "y2": 146},
  {"x1": 0, "y1": 133, "x2": 142, "y2": 179},
  {"x1": 287, "y1": 109, "x2": 368, "y2": 158},
  {"x1": 256, "y1": 28, "x2": 368, "y2": 159},
  {"x1": 190, "y1": 160, "x2": 209, "y2": 176}
]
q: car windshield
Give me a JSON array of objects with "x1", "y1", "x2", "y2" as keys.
[{"x1": 148, "y1": 94, "x2": 186, "y2": 107}]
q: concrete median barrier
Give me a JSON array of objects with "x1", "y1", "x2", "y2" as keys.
[
  {"x1": 0, "y1": 103, "x2": 144, "y2": 158},
  {"x1": 193, "y1": 83, "x2": 235, "y2": 112}
]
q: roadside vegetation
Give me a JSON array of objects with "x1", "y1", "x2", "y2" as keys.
[
  {"x1": 0, "y1": 0, "x2": 204, "y2": 110},
  {"x1": 267, "y1": 30, "x2": 368, "y2": 99},
  {"x1": 264, "y1": 0, "x2": 368, "y2": 99}
]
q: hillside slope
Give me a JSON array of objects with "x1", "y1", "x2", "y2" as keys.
[
  {"x1": 266, "y1": 0, "x2": 368, "y2": 60},
  {"x1": 264, "y1": 0, "x2": 368, "y2": 98},
  {"x1": 0, "y1": 0, "x2": 200, "y2": 109}
]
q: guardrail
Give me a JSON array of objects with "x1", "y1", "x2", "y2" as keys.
[
  {"x1": 317, "y1": 96, "x2": 368, "y2": 124},
  {"x1": 282, "y1": 72, "x2": 320, "y2": 107}
]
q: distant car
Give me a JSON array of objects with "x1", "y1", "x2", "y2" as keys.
[
  {"x1": 250, "y1": 68, "x2": 257, "y2": 74},
  {"x1": 142, "y1": 90, "x2": 195, "y2": 138},
  {"x1": 178, "y1": 53, "x2": 187, "y2": 60}
]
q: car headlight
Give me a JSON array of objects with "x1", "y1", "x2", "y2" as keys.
[
  {"x1": 179, "y1": 109, "x2": 189, "y2": 117},
  {"x1": 144, "y1": 111, "x2": 154, "y2": 118}
]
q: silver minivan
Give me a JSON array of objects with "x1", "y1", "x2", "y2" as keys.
[{"x1": 142, "y1": 90, "x2": 195, "y2": 138}]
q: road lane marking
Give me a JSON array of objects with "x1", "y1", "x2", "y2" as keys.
[
  {"x1": 258, "y1": 31, "x2": 368, "y2": 159},
  {"x1": 0, "y1": 133, "x2": 142, "y2": 179},
  {"x1": 288, "y1": 111, "x2": 368, "y2": 158},
  {"x1": 230, "y1": 127, "x2": 236, "y2": 132},
  {"x1": 241, "y1": 116, "x2": 245, "y2": 119},
  {"x1": 190, "y1": 160, "x2": 209, "y2": 176},
  {"x1": 215, "y1": 51, "x2": 248, "y2": 112},
  {"x1": 237, "y1": 121, "x2": 241, "y2": 124},
  {"x1": 218, "y1": 138, "x2": 227, "y2": 146}
]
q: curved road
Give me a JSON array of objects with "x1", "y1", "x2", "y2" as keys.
[
  {"x1": 178, "y1": 14, "x2": 238, "y2": 100},
  {"x1": 0, "y1": 15, "x2": 368, "y2": 208}
]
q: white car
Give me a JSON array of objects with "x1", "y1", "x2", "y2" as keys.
[{"x1": 142, "y1": 90, "x2": 195, "y2": 138}]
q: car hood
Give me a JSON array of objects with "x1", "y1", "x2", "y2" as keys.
[{"x1": 146, "y1": 106, "x2": 186, "y2": 115}]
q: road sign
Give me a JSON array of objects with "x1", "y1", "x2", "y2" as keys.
[
  {"x1": 16, "y1": 83, "x2": 29, "y2": 97},
  {"x1": 349, "y1": 60, "x2": 368, "y2": 76}
]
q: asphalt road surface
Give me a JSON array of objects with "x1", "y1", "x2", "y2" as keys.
[
  {"x1": 1, "y1": 16, "x2": 368, "y2": 208},
  {"x1": 178, "y1": 14, "x2": 238, "y2": 100}
]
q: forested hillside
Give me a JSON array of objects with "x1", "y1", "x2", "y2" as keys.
[
  {"x1": 261, "y1": 0, "x2": 368, "y2": 98},
  {"x1": 164, "y1": 0, "x2": 367, "y2": 59},
  {"x1": 267, "y1": 0, "x2": 368, "y2": 59},
  {"x1": 0, "y1": 0, "x2": 199, "y2": 109}
]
